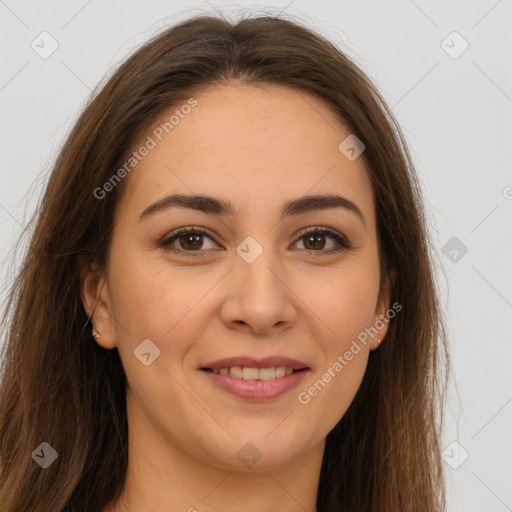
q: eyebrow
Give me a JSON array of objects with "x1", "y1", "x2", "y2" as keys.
[{"x1": 138, "y1": 193, "x2": 366, "y2": 228}]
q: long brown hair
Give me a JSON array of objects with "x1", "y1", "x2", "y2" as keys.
[{"x1": 0, "y1": 12, "x2": 450, "y2": 511}]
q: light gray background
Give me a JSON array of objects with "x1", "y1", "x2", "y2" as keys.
[{"x1": 1, "y1": 1, "x2": 511, "y2": 510}]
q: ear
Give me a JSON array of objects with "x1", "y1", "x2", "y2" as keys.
[
  {"x1": 80, "y1": 262, "x2": 117, "y2": 349},
  {"x1": 370, "y1": 268, "x2": 397, "y2": 351}
]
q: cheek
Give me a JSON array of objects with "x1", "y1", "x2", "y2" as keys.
[
  {"x1": 107, "y1": 247, "x2": 226, "y2": 390},
  {"x1": 292, "y1": 263, "x2": 378, "y2": 429},
  {"x1": 299, "y1": 261, "x2": 380, "y2": 345},
  {"x1": 108, "y1": 242, "x2": 213, "y2": 338},
  {"x1": 296, "y1": 347, "x2": 368, "y2": 443}
]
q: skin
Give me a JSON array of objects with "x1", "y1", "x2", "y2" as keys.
[{"x1": 81, "y1": 82, "x2": 395, "y2": 512}]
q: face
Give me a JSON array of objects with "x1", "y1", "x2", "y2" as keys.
[{"x1": 82, "y1": 83, "x2": 393, "y2": 471}]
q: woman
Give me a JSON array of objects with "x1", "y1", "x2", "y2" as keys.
[{"x1": 0, "y1": 12, "x2": 450, "y2": 512}]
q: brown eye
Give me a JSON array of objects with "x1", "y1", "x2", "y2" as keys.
[
  {"x1": 159, "y1": 225, "x2": 352, "y2": 258},
  {"x1": 178, "y1": 232, "x2": 204, "y2": 250},
  {"x1": 294, "y1": 227, "x2": 352, "y2": 254},
  {"x1": 160, "y1": 227, "x2": 217, "y2": 256},
  {"x1": 302, "y1": 232, "x2": 327, "y2": 250}
]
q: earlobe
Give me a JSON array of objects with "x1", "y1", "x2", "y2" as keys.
[{"x1": 80, "y1": 263, "x2": 117, "y2": 349}]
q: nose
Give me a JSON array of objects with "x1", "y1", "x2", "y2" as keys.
[{"x1": 219, "y1": 248, "x2": 297, "y2": 335}]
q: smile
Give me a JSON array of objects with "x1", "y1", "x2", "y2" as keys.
[
  {"x1": 205, "y1": 366, "x2": 299, "y2": 380},
  {"x1": 200, "y1": 367, "x2": 309, "y2": 400}
]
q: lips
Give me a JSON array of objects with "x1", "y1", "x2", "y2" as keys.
[
  {"x1": 199, "y1": 355, "x2": 310, "y2": 400},
  {"x1": 200, "y1": 356, "x2": 309, "y2": 371}
]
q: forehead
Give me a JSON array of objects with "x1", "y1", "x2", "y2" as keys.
[{"x1": 118, "y1": 83, "x2": 375, "y2": 226}]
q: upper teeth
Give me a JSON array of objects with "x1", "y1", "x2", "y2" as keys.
[{"x1": 211, "y1": 366, "x2": 295, "y2": 380}]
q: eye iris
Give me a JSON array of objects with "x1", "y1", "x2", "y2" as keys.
[
  {"x1": 180, "y1": 233, "x2": 203, "y2": 250},
  {"x1": 304, "y1": 233, "x2": 325, "y2": 250}
]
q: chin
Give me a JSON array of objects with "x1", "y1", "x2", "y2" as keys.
[{"x1": 196, "y1": 430, "x2": 310, "y2": 471}]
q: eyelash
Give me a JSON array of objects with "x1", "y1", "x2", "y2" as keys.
[{"x1": 159, "y1": 225, "x2": 353, "y2": 258}]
